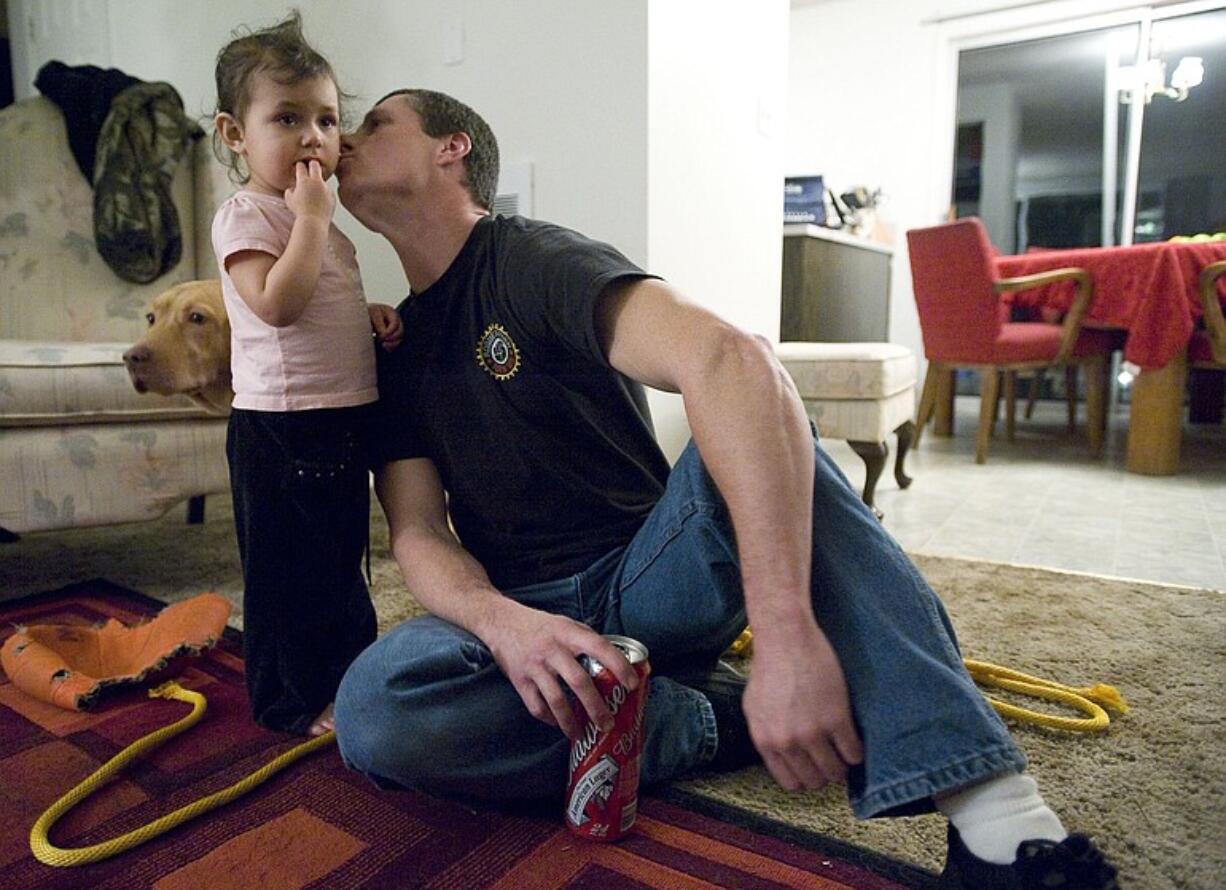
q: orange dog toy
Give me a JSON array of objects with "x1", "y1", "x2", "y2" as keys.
[{"x1": 1, "y1": 593, "x2": 231, "y2": 710}]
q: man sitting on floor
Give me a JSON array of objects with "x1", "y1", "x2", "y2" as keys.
[{"x1": 331, "y1": 88, "x2": 1119, "y2": 890}]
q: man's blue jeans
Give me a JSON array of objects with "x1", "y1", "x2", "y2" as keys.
[{"x1": 334, "y1": 439, "x2": 1024, "y2": 818}]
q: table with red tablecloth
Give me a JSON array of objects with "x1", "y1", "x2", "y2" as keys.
[
  {"x1": 995, "y1": 240, "x2": 1226, "y2": 369},
  {"x1": 994, "y1": 240, "x2": 1226, "y2": 474}
]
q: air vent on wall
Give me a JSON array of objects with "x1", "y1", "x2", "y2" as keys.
[
  {"x1": 494, "y1": 161, "x2": 533, "y2": 218},
  {"x1": 492, "y1": 194, "x2": 519, "y2": 216}
]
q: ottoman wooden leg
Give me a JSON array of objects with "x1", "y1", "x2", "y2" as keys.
[
  {"x1": 848, "y1": 439, "x2": 887, "y2": 520},
  {"x1": 893, "y1": 420, "x2": 915, "y2": 489}
]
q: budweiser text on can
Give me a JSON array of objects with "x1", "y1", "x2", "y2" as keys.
[{"x1": 564, "y1": 635, "x2": 651, "y2": 841}]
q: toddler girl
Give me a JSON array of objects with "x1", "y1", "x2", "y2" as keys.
[{"x1": 211, "y1": 12, "x2": 401, "y2": 735}]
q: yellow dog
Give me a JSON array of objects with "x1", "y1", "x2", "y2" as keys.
[{"x1": 123, "y1": 280, "x2": 232, "y2": 413}]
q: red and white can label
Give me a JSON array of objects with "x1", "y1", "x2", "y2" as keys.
[{"x1": 564, "y1": 635, "x2": 650, "y2": 841}]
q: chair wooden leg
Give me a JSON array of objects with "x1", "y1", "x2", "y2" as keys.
[
  {"x1": 976, "y1": 369, "x2": 1000, "y2": 464},
  {"x1": 1099, "y1": 351, "x2": 1114, "y2": 436},
  {"x1": 934, "y1": 366, "x2": 955, "y2": 436},
  {"x1": 1025, "y1": 369, "x2": 1043, "y2": 419},
  {"x1": 893, "y1": 420, "x2": 915, "y2": 490},
  {"x1": 1065, "y1": 365, "x2": 1077, "y2": 434},
  {"x1": 914, "y1": 364, "x2": 940, "y2": 448},
  {"x1": 1004, "y1": 371, "x2": 1017, "y2": 441},
  {"x1": 848, "y1": 439, "x2": 887, "y2": 520},
  {"x1": 1084, "y1": 355, "x2": 1106, "y2": 457},
  {"x1": 990, "y1": 373, "x2": 1001, "y2": 432}
]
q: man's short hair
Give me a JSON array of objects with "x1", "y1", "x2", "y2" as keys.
[{"x1": 380, "y1": 89, "x2": 500, "y2": 211}]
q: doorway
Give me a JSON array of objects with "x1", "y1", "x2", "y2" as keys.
[{"x1": 952, "y1": 2, "x2": 1226, "y2": 252}]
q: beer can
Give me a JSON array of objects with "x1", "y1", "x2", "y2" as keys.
[{"x1": 564, "y1": 635, "x2": 651, "y2": 841}]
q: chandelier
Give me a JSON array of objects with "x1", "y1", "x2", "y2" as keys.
[{"x1": 1118, "y1": 56, "x2": 1204, "y2": 103}]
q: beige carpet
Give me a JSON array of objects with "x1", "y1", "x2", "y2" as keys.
[{"x1": 3, "y1": 498, "x2": 1224, "y2": 890}]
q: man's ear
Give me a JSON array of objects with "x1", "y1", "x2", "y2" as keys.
[
  {"x1": 438, "y1": 132, "x2": 472, "y2": 166},
  {"x1": 215, "y1": 113, "x2": 245, "y2": 153}
]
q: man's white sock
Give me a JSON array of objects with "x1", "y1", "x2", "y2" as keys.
[{"x1": 936, "y1": 772, "x2": 1067, "y2": 865}]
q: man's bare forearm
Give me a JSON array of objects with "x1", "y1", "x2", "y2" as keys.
[
  {"x1": 391, "y1": 522, "x2": 519, "y2": 643},
  {"x1": 682, "y1": 328, "x2": 868, "y2": 787},
  {"x1": 680, "y1": 329, "x2": 819, "y2": 647}
]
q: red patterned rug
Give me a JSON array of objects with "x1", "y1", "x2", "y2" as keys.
[{"x1": 0, "y1": 580, "x2": 938, "y2": 889}]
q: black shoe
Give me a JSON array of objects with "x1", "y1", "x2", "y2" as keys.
[
  {"x1": 673, "y1": 659, "x2": 759, "y2": 772},
  {"x1": 942, "y1": 824, "x2": 1120, "y2": 889}
]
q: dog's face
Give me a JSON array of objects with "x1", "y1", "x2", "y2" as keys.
[{"x1": 123, "y1": 280, "x2": 233, "y2": 413}]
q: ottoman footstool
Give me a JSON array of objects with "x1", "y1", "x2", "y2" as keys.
[{"x1": 775, "y1": 342, "x2": 918, "y2": 519}]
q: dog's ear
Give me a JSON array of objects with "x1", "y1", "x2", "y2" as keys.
[{"x1": 206, "y1": 282, "x2": 228, "y2": 333}]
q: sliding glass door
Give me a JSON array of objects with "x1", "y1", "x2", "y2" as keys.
[
  {"x1": 952, "y1": 2, "x2": 1225, "y2": 251},
  {"x1": 1132, "y1": 6, "x2": 1226, "y2": 241},
  {"x1": 955, "y1": 25, "x2": 1140, "y2": 252}
]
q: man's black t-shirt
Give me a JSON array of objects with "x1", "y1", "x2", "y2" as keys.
[{"x1": 374, "y1": 215, "x2": 672, "y2": 590}]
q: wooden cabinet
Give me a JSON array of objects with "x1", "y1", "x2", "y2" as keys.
[{"x1": 781, "y1": 225, "x2": 893, "y2": 342}]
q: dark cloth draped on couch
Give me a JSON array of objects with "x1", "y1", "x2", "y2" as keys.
[{"x1": 35, "y1": 60, "x2": 203, "y2": 284}]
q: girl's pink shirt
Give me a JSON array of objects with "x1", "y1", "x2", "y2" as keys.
[{"x1": 212, "y1": 191, "x2": 378, "y2": 411}]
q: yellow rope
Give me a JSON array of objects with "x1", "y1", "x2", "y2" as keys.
[
  {"x1": 33, "y1": 644, "x2": 1129, "y2": 867},
  {"x1": 724, "y1": 630, "x2": 1128, "y2": 732},
  {"x1": 30, "y1": 681, "x2": 335, "y2": 868},
  {"x1": 963, "y1": 659, "x2": 1128, "y2": 732}
]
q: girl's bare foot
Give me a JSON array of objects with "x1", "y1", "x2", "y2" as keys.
[{"x1": 308, "y1": 703, "x2": 335, "y2": 736}]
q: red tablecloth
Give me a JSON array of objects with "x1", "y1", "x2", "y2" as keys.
[{"x1": 995, "y1": 241, "x2": 1226, "y2": 370}]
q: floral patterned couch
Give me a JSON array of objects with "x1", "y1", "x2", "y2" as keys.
[{"x1": 0, "y1": 96, "x2": 231, "y2": 536}]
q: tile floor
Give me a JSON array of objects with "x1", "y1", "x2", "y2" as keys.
[{"x1": 821, "y1": 396, "x2": 1226, "y2": 592}]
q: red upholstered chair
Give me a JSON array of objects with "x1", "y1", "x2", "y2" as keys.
[
  {"x1": 907, "y1": 217, "x2": 1113, "y2": 464},
  {"x1": 1190, "y1": 260, "x2": 1226, "y2": 368}
]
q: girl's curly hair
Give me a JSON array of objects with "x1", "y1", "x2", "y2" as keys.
[{"x1": 212, "y1": 10, "x2": 350, "y2": 184}]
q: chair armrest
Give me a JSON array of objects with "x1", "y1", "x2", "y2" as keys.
[
  {"x1": 994, "y1": 268, "x2": 1093, "y2": 365},
  {"x1": 993, "y1": 267, "x2": 1090, "y2": 294}
]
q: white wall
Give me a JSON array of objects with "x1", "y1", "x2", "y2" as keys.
[
  {"x1": 12, "y1": 0, "x2": 648, "y2": 323},
  {"x1": 786, "y1": 0, "x2": 1171, "y2": 376},
  {"x1": 645, "y1": 0, "x2": 790, "y2": 458},
  {"x1": 8, "y1": 0, "x2": 787, "y2": 461},
  {"x1": 786, "y1": 0, "x2": 938, "y2": 375}
]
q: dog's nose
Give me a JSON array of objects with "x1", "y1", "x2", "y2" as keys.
[{"x1": 123, "y1": 345, "x2": 150, "y2": 366}]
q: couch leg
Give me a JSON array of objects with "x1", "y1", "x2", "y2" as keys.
[
  {"x1": 0, "y1": 526, "x2": 19, "y2": 543},
  {"x1": 848, "y1": 439, "x2": 887, "y2": 520},
  {"x1": 186, "y1": 496, "x2": 206, "y2": 525},
  {"x1": 893, "y1": 420, "x2": 915, "y2": 490}
]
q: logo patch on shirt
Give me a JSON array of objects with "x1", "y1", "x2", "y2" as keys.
[{"x1": 476, "y1": 323, "x2": 521, "y2": 380}]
